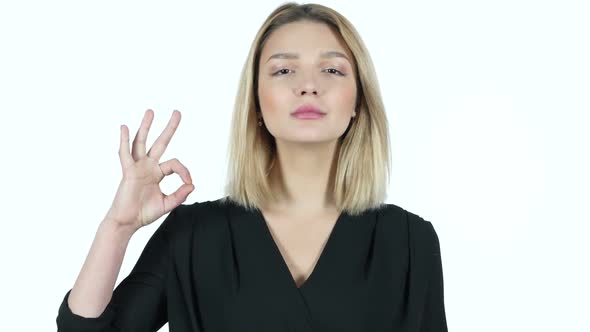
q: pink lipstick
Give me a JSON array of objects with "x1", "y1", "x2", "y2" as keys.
[{"x1": 291, "y1": 104, "x2": 326, "y2": 119}]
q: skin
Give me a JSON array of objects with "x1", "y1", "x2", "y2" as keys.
[{"x1": 256, "y1": 21, "x2": 358, "y2": 287}]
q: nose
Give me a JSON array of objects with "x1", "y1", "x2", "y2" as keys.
[
  {"x1": 300, "y1": 89, "x2": 318, "y2": 96},
  {"x1": 295, "y1": 72, "x2": 319, "y2": 96}
]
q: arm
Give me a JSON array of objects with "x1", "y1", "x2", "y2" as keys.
[
  {"x1": 56, "y1": 205, "x2": 183, "y2": 331},
  {"x1": 420, "y1": 221, "x2": 448, "y2": 332},
  {"x1": 66, "y1": 219, "x2": 135, "y2": 318}
]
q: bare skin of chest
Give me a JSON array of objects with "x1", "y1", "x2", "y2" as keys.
[{"x1": 261, "y1": 210, "x2": 340, "y2": 288}]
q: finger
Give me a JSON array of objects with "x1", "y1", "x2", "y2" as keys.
[
  {"x1": 132, "y1": 109, "x2": 155, "y2": 160},
  {"x1": 163, "y1": 183, "x2": 195, "y2": 214},
  {"x1": 118, "y1": 124, "x2": 134, "y2": 169},
  {"x1": 159, "y1": 158, "x2": 193, "y2": 185},
  {"x1": 147, "y1": 110, "x2": 181, "y2": 160}
]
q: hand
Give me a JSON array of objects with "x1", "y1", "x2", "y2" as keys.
[{"x1": 104, "y1": 109, "x2": 194, "y2": 233}]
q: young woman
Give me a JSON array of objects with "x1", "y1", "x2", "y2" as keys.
[{"x1": 57, "y1": 3, "x2": 448, "y2": 331}]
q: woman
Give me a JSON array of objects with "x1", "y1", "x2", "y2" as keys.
[{"x1": 56, "y1": 2, "x2": 448, "y2": 331}]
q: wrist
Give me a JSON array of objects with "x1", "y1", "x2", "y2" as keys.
[{"x1": 99, "y1": 218, "x2": 137, "y2": 241}]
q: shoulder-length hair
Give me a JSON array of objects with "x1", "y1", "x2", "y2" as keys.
[{"x1": 223, "y1": 2, "x2": 391, "y2": 216}]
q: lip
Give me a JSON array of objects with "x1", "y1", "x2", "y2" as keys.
[{"x1": 291, "y1": 104, "x2": 326, "y2": 119}]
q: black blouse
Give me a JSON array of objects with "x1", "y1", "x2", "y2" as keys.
[{"x1": 56, "y1": 197, "x2": 448, "y2": 331}]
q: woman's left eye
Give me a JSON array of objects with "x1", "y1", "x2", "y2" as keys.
[{"x1": 324, "y1": 68, "x2": 344, "y2": 76}]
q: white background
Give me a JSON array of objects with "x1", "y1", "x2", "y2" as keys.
[{"x1": 1, "y1": 0, "x2": 588, "y2": 331}]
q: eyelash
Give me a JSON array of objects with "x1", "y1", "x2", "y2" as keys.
[{"x1": 271, "y1": 68, "x2": 345, "y2": 76}]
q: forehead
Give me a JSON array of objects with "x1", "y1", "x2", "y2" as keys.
[{"x1": 261, "y1": 21, "x2": 352, "y2": 59}]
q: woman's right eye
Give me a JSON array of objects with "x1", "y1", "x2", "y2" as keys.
[{"x1": 272, "y1": 68, "x2": 291, "y2": 76}]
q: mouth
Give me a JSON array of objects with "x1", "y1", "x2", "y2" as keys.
[{"x1": 291, "y1": 104, "x2": 326, "y2": 119}]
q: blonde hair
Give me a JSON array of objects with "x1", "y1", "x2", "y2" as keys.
[{"x1": 222, "y1": 2, "x2": 391, "y2": 216}]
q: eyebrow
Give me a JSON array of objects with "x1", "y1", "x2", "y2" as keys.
[{"x1": 265, "y1": 51, "x2": 350, "y2": 63}]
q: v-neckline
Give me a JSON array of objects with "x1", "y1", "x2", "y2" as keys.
[{"x1": 254, "y1": 207, "x2": 346, "y2": 292}]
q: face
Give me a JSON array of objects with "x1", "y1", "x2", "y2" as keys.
[{"x1": 257, "y1": 21, "x2": 357, "y2": 144}]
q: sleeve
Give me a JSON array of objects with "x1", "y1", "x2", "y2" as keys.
[
  {"x1": 420, "y1": 221, "x2": 449, "y2": 332},
  {"x1": 56, "y1": 204, "x2": 185, "y2": 332}
]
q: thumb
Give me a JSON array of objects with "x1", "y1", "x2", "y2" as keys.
[{"x1": 163, "y1": 183, "x2": 195, "y2": 213}]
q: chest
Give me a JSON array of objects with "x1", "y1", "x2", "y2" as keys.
[
  {"x1": 176, "y1": 203, "x2": 418, "y2": 331},
  {"x1": 260, "y1": 211, "x2": 340, "y2": 288}
]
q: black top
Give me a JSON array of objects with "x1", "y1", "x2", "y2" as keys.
[{"x1": 56, "y1": 197, "x2": 448, "y2": 331}]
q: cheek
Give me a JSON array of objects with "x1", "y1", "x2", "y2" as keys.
[
  {"x1": 257, "y1": 78, "x2": 284, "y2": 112},
  {"x1": 333, "y1": 82, "x2": 357, "y2": 111},
  {"x1": 344, "y1": 85, "x2": 357, "y2": 105}
]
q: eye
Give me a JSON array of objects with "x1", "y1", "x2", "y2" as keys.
[
  {"x1": 272, "y1": 68, "x2": 292, "y2": 76},
  {"x1": 324, "y1": 68, "x2": 345, "y2": 76},
  {"x1": 271, "y1": 67, "x2": 345, "y2": 76}
]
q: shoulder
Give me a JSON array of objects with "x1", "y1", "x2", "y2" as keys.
[
  {"x1": 376, "y1": 203, "x2": 441, "y2": 255},
  {"x1": 157, "y1": 198, "x2": 233, "y2": 254},
  {"x1": 165, "y1": 196, "x2": 244, "y2": 236},
  {"x1": 153, "y1": 200, "x2": 211, "y2": 238},
  {"x1": 165, "y1": 197, "x2": 228, "y2": 229}
]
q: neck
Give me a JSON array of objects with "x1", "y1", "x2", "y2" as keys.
[{"x1": 267, "y1": 139, "x2": 340, "y2": 214}]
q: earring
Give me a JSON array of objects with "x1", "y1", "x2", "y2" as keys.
[{"x1": 352, "y1": 111, "x2": 357, "y2": 118}]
